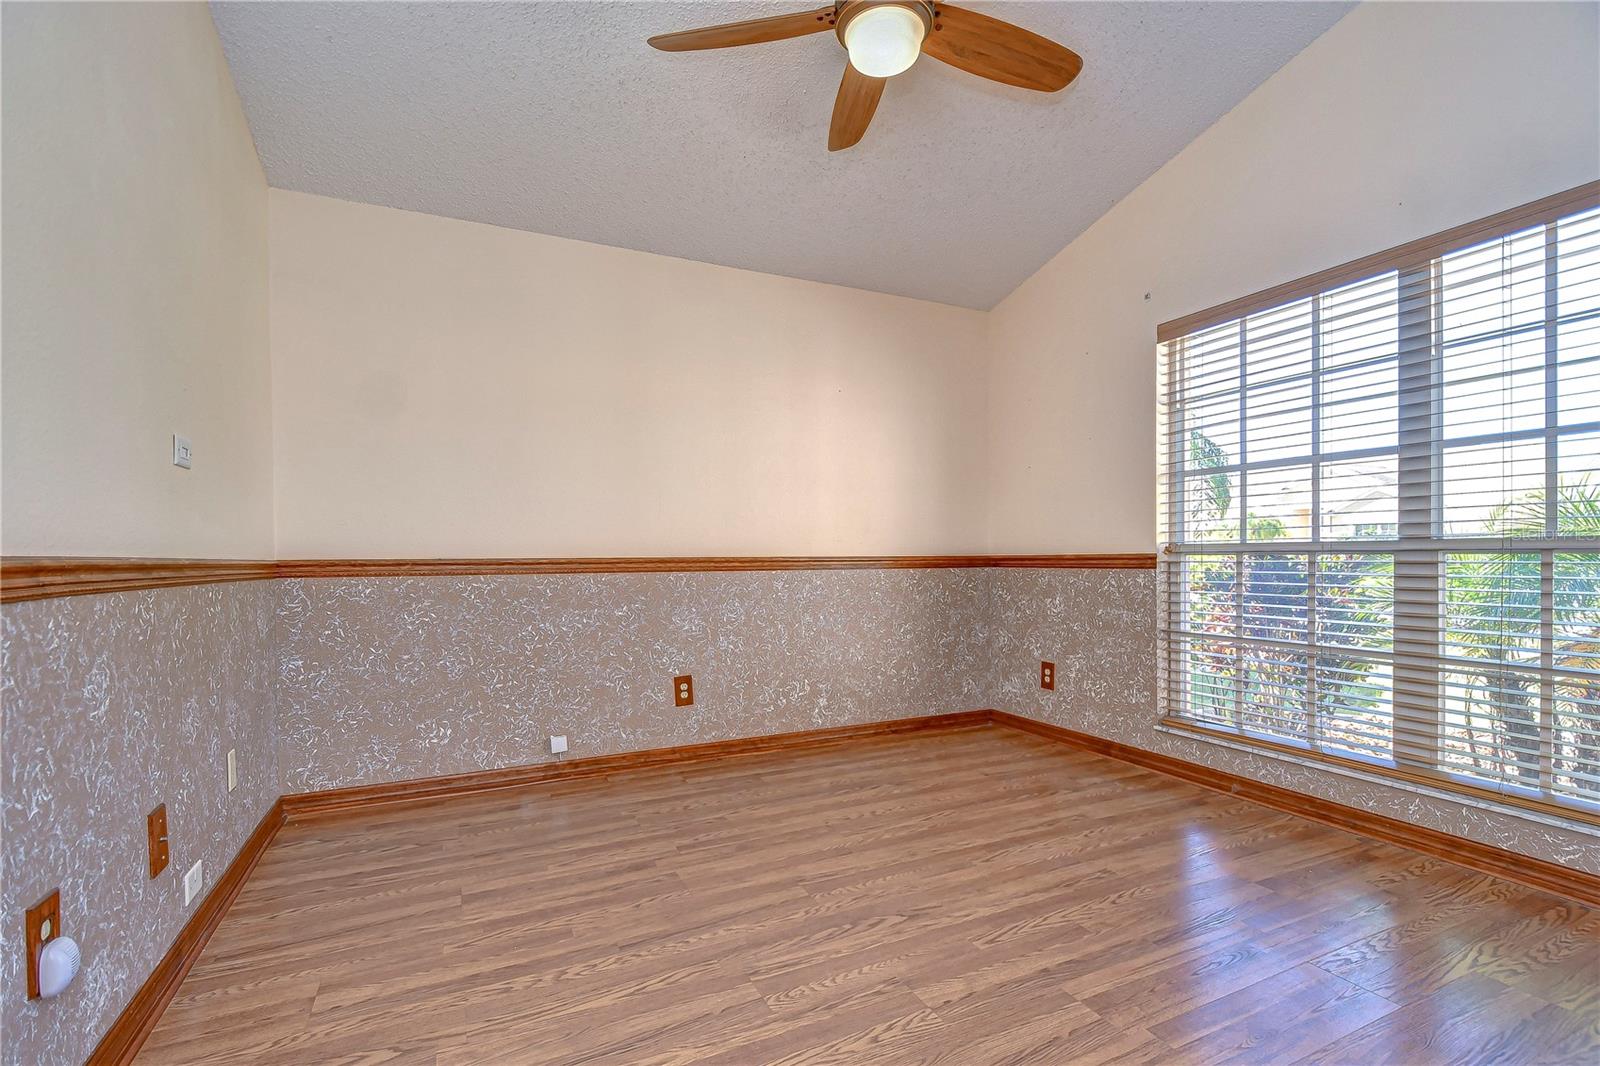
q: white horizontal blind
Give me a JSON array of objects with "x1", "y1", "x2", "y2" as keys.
[{"x1": 1157, "y1": 196, "x2": 1600, "y2": 820}]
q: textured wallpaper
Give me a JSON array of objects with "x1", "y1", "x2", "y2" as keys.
[
  {"x1": 1, "y1": 582, "x2": 279, "y2": 1066},
  {"x1": 275, "y1": 569, "x2": 990, "y2": 792},
  {"x1": 274, "y1": 567, "x2": 1598, "y2": 873},
  {"x1": 6, "y1": 564, "x2": 1599, "y2": 1066},
  {"x1": 984, "y1": 567, "x2": 1600, "y2": 874}
]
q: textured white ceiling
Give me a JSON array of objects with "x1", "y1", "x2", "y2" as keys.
[{"x1": 212, "y1": 1, "x2": 1351, "y2": 309}]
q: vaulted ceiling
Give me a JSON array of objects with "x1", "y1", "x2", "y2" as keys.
[{"x1": 213, "y1": 1, "x2": 1351, "y2": 308}]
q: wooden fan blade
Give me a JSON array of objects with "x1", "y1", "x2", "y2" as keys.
[
  {"x1": 921, "y1": 4, "x2": 1082, "y2": 92},
  {"x1": 829, "y1": 63, "x2": 886, "y2": 151},
  {"x1": 648, "y1": 6, "x2": 836, "y2": 51}
]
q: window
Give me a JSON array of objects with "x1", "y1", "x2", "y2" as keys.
[{"x1": 1157, "y1": 184, "x2": 1600, "y2": 825}]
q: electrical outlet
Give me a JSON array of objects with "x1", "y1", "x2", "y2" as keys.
[
  {"x1": 183, "y1": 860, "x2": 203, "y2": 906},
  {"x1": 1040, "y1": 661, "x2": 1055, "y2": 691},
  {"x1": 227, "y1": 748, "x2": 237, "y2": 792},
  {"x1": 674, "y1": 674, "x2": 694, "y2": 707},
  {"x1": 147, "y1": 804, "x2": 170, "y2": 878},
  {"x1": 549, "y1": 734, "x2": 568, "y2": 755},
  {"x1": 24, "y1": 890, "x2": 61, "y2": 999},
  {"x1": 172, "y1": 434, "x2": 193, "y2": 469}
]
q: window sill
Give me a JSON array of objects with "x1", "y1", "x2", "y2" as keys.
[{"x1": 1156, "y1": 716, "x2": 1600, "y2": 836}]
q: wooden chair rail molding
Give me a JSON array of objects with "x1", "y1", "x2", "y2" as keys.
[
  {"x1": 274, "y1": 554, "x2": 1159, "y2": 578},
  {"x1": 0, "y1": 558, "x2": 279, "y2": 603},
  {"x1": 80, "y1": 709, "x2": 1598, "y2": 1065},
  {"x1": 1, "y1": 553, "x2": 1157, "y2": 602}
]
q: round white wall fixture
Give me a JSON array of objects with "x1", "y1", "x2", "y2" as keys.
[{"x1": 37, "y1": 936, "x2": 80, "y2": 998}]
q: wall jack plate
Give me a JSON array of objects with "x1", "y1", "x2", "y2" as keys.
[
  {"x1": 1040, "y1": 661, "x2": 1056, "y2": 691},
  {"x1": 674, "y1": 674, "x2": 694, "y2": 707},
  {"x1": 184, "y1": 861, "x2": 204, "y2": 907}
]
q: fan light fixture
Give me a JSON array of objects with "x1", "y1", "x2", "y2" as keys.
[
  {"x1": 647, "y1": 2, "x2": 1084, "y2": 152},
  {"x1": 843, "y1": 5, "x2": 925, "y2": 77}
]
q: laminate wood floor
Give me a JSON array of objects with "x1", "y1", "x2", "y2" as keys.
[{"x1": 135, "y1": 724, "x2": 1600, "y2": 1065}]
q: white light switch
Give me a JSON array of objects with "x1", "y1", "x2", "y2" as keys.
[
  {"x1": 184, "y1": 860, "x2": 204, "y2": 906},
  {"x1": 549, "y1": 735, "x2": 568, "y2": 755},
  {"x1": 172, "y1": 434, "x2": 193, "y2": 469},
  {"x1": 227, "y1": 748, "x2": 237, "y2": 792}
]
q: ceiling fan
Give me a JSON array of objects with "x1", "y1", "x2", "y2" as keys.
[{"x1": 648, "y1": 2, "x2": 1083, "y2": 151}]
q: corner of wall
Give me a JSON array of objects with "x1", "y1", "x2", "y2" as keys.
[{"x1": 0, "y1": 5, "x2": 282, "y2": 1062}]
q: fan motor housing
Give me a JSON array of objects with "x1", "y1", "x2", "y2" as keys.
[{"x1": 834, "y1": 1, "x2": 936, "y2": 48}]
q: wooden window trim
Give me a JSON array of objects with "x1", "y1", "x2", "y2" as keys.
[{"x1": 1157, "y1": 181, "x2": 1600, "y2": 344}]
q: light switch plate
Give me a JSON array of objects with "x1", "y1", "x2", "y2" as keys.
[
  {"x1": 184, "y1": 860, "x2": 203, "y2": 906},
  {"x1": 226, "y1": 749, "x2": 237, "y2": 792},
  {"x1": 172, "y1": 434, "x2": 193, "y2": 469}
]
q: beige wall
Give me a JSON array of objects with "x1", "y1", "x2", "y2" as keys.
[
  {"x1": 1, "y1": 2, "x2": 274, "y2": 559},
  {"x1": 984, "y1": 0, "x2": 1600, "y2": 552},
  {"x1": 15, "y1": 2, "x2": 1593, "y2": 562},
  {"x1": 269, "y1": 190, "x2": 989, "y2": 558}
]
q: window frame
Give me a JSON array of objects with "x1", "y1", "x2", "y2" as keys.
[{"x1": 1156, "y1": 181, "x2": 1600, "y2": 828}]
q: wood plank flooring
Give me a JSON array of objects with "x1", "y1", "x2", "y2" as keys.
[{"x1": 134, "y1": 724, "x2": 1600, "y2": 1065}]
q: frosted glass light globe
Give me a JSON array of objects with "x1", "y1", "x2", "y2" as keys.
[{"x1": 844, "y1": 6, "x2": 926, "y2": 78}]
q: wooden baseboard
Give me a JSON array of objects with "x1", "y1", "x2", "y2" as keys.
[
  {"x1": 988, "y1": 710, "x2": 1600, "y2": 907},
  {"x1": 87, "y1": 799, "x2": 286, "y2": 1066},
  {"x1": 282, "y1": 711, "x2": 995, "y2": 820}
]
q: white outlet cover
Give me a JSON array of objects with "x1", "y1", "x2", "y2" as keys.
[
  {"x1": 172, "y1": 434, "x2": 193, "y2": 469},
  {"x1": 549, "y1": 734, "x2": 568, "y2": 755},
  {"x1": 184, "y1": 860, "x2": 204, "y2": 906},
  {"x1": 227, "y1": 748, "x2": 238, "y2": 792}
]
